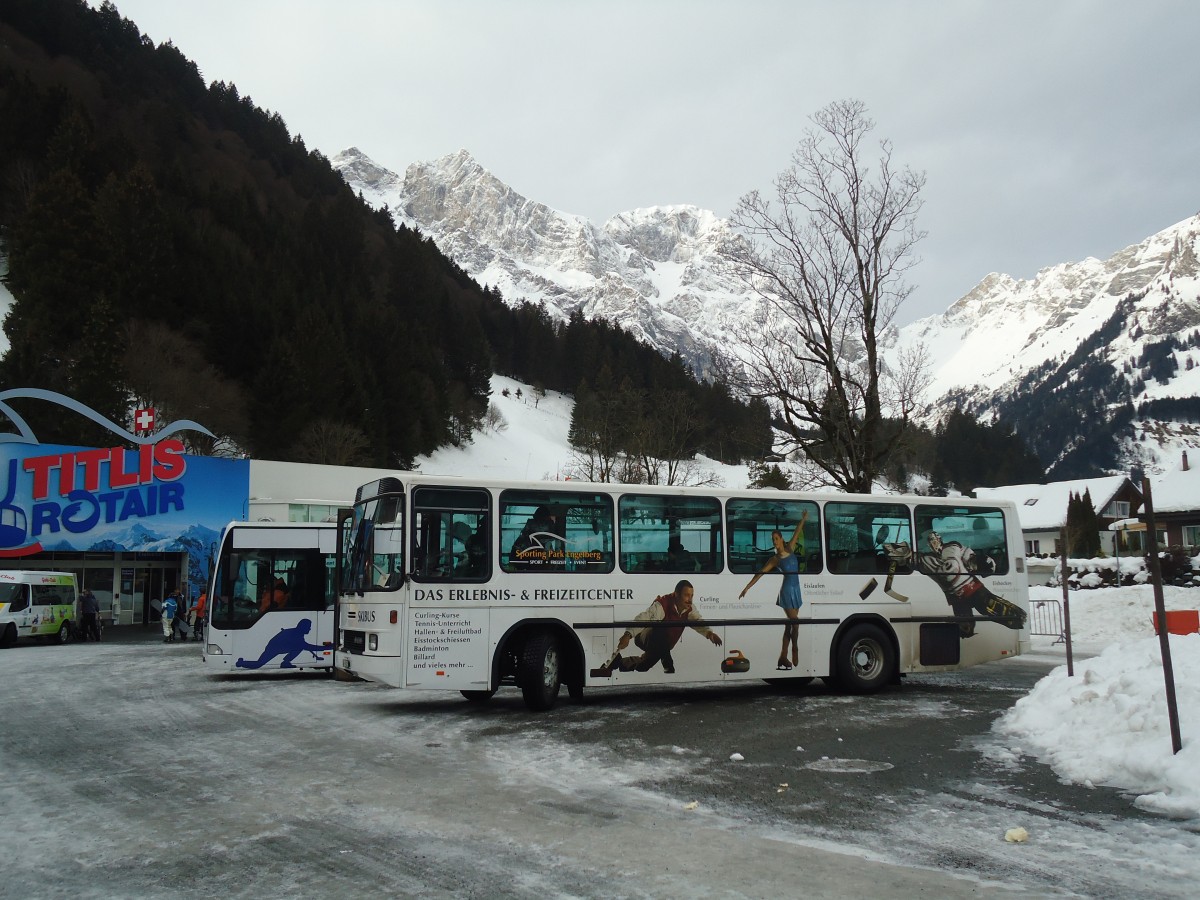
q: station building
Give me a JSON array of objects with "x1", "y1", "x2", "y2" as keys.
[{"x1": 0, "y1": 391, "x2": 394, "y2": 626}]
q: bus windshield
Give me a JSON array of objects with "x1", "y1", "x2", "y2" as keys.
[{"x1": 344, "y1": 491, "x2": 405, "y2": 594}]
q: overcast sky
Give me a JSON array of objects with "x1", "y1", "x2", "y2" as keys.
[{"x1": 100, "y1": 0, "x2": 1200, "y2": 325}]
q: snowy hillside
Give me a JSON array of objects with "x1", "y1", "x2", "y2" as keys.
[
  {"x1": 0, "y1": 253, "x2": 12, "y2": 358},
  {"x1": 414, "y1": 374, "x2": 750, "y2": 488}
]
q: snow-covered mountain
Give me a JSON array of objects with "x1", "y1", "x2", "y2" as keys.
[
  {"x1": 334, "y1": 146, "x2": 1200, "y2": 478},
  {"x1": 893, "y1": 214, "x2": 1200, "y2": 476},
  {"x1": 334, "y1": 147, "x2": 754, "y2": 377}
]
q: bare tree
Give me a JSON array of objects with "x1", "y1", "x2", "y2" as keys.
[
  {"x1": 290, "y1": 419, "x2": 372, "y2": 466},
  {"x1": 483, "y1": 402, "x2": 508, "y2": 434},
  {"x1": 723, "y1": 99, "x2": 929, "y2": 493},
  {"x1": 123, "y1": 319, "x2": 249, "y2": 456}
]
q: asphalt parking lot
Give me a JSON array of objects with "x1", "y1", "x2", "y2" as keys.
[{"x1": 2, "y1": 631, "x2": 1195, "y2": 898}]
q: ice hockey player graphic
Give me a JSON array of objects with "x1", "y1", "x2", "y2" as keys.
[
  {"x1": 913, "y1": 530, "x2": 1027, "y2": 637},
  {"x1": 236, "y1": 619, "x2": 329, "y2": 669}
]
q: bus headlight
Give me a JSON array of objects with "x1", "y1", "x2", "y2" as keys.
[{"x1": 368, "y1": 634, "x2": 378, "y2": 651}]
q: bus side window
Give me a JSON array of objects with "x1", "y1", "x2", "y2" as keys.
[
  {"x1": 823, "y1": 501, "x2": 912, "y2": 576},
  {"x1": 915, "y1": 506, "x2": 1009, "y2": 576},
  {"x1": 617, "y1": 494, "x2": 723, "y2": 575},
  {"x1": 500, "y1": 489, "x2": 614, "y2": 574},
  {"x1": 411, "y1": 487, "x2": 491, "y2": 582},
  {"x1": 725, "y1": 498, "x2": 821, "y2": 575}
]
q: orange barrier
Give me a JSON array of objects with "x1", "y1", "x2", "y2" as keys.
[{"x1": 1152, "y1": 610, "x2": 1200, "y2": 635}]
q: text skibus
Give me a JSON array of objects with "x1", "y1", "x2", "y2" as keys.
[
  {"x1": 335, "y1": 475, "x2": 1029, "y2": 710},
  {"x1": 204, "y1": 521, "x2": 340, "y2": 673}
]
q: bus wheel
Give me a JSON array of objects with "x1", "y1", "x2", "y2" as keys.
[
  {"x1": 57, "y1": 621, "x2": 73, "y2": 645},
  {"x1": 0, "y1": 624, "x2": 15, "y2": 648},
  {"x1": 519, "y1": 631, "x2": 561, "y2": 711},
  {"x1": 835, "y1": 624, "x2": 894, "y2": 694},
  {"x1": 461, "y1": 689, "x2": 496, "y2": 703}
]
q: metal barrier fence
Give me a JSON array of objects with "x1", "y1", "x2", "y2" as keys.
[{"x1": 1029, "y1": 599, "x2": 1065, "y2": 644}]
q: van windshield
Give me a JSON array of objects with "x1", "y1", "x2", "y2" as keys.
[{"x1": 0, "y1": 584, "x2": 24, "y2": 604}]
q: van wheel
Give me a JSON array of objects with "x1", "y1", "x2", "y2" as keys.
[
  {"x1": 0, "y1": 624, "x2": 15, "y2": 648},
  {"x1": 57, "y1": 621, "x2": 73, "y2": 644},
  {"x1": 834, "y1": 623, "x2": 894, "y2": 694},
  {"x1": 461, "y1": 689, "x2": 496, "y2": 703},
  {"x1": 519, "y1": 631, "x2": 561, "y2": 711}
]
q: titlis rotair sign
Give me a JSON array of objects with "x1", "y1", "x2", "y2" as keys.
[{"x1": 0, "y1": 389, "x2": 215, "y2": 558}]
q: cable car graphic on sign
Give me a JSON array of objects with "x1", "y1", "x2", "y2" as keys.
[{"x1": 0, "y1": 458, "x2": 39, "y2": 557}]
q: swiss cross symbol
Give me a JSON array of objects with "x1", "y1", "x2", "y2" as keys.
[{"x1": 134, "y1": 408, "x2": 156, "y2": 433}]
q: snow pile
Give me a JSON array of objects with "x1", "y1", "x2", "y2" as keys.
[{"x1": 1004, "y1": 584, "x2": 1200, "y2": 818}]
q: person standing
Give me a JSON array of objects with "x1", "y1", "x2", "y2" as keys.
[
  {"x1": 161, "y1": 590, "x2": 179, "y2": 643},
  {"x1": 80, "y1": 589, "x2": 101, "y2": 642},
  {"x1": 173, "y1": 591, "x2": 192, "y2": 641},
  {"x1": 192, "y1": 589, "x2": 207, "y2": 641}
]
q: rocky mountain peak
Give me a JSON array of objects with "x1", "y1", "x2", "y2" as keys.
[
  {"x1": 334, "y1": 148, "x2": 754, "y2": 375},
  {"x1": 333, "y1": 147, "x2": 1200, "y2": 477}
]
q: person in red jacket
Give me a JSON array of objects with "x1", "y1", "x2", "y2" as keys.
[{"x1": 590, "y1": 580, "x2": 721, "y2": 676}]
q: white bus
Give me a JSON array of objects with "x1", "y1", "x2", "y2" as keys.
[
  {"x1": 204, "y1": 522, "x2": 341, "y2": 673},
  {"x1": 335, "y1": 476, "x2": 1029, "y2": 710}
]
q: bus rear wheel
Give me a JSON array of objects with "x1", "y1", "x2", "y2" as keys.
[
  {"x1": 834, "y1": 623, "x2": 894, "y2": 694},
  {"x1": 519, "y1": 631, "x2": 561, "y2": 711}
]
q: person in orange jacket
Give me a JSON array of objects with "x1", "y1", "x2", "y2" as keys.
[
  {"x1": 192, "y1": 590, "x2": 208, "y2": 640},
  {"x1": 258, "y1": 577, "x2": 289, "y2": 613}
]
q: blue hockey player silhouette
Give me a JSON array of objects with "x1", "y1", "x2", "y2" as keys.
[{"x1": 236, "y1": 619, "x2": 329, "y2": 669}]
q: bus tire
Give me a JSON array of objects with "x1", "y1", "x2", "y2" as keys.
[
  {"x1": 519, "y1": 631, "x2": 561, "y2": 711},
  {"x1": 0, "y1": 623, "x2": 15, "y2": 648},
  {"x1": 57, "y1": 621, "x2": 73, "y2": 645},
  {"x1": 461, "y1": 689, "x2": 496, "y2": 703},
  {"x1": 834, "y1": 623, "x2": 894, "y2": 694}
]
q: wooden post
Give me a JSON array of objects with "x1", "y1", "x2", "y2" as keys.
[
  {"x1": 1059, "y1": 526, "x2": 1074, "y2": 677},
  {"x1": 1141, "y1": 479, "x2": 1183, "y2": 755}
]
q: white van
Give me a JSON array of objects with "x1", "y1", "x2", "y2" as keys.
[{"x1": 0, "y1": 571, "x2": 78, "y2": 647}]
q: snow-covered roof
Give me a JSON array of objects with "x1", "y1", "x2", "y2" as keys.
[
  {"x1": 1147, "y1": 452, "x2": 1200, "y2": 514},
  {"x1": 974, "y1": 475, "x2": 1132, "y2": 531}
]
